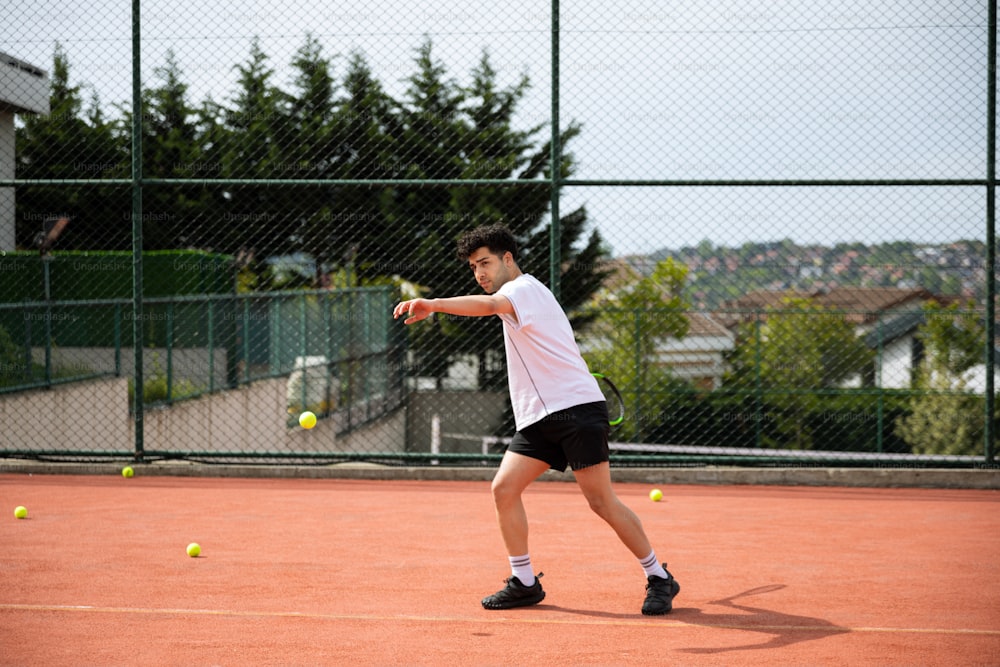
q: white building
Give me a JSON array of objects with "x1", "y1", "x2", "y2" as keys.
[
  {"x1": 0, "y1": 52, "x2": 50, "y2": 251},
  {"x1": 865, "y1": 310, "x2": 999, "y2": 392},
  {"x1": 651, "y1": 312, "x2": 734, "y2": 389},
  {"x1": 863, "y1": 310, "x2": 926, "y2": 389}
]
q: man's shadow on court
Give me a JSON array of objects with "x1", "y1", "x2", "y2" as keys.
[
  {"x1": 670, "y1": 584, "x2": 848, "y2": 654},
  {"x1": 544, "y1": 584, "x2": 847, "y2": 655}
]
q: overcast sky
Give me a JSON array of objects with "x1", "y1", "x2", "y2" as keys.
[{"x1": 3, "y1": 0, "x2": 990, "y2": 256}]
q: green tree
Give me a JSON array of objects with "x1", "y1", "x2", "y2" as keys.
[
  {"x1": 219, "y1": 38, "x2": 294, "y2": 260},
  {"x1": 305, "y1": 50, "x2": 396, "y2": 281},
  {"x1": 523, "y1": 207, "x2": 612, "y2": 329},
  {"x1": 180, "y1": 90, "x2": 233, "y2": 255},
  {"x1": 0, "y1": 325, "x2": 26, "y2": 387},
  {"x1": 917, "y1": 299, "x2": 983, "y2": 377},
  {"x1": 123, "y1": 50, "x2": 213, "y2": 250},
  {"x1": 581, "y1": 257, "x2": 691, "y2": 441},
  {"x1": 16, "y1": 44, "x2": 128, "y2": 250},
  {"x1": 895, "y1": 300, "x2": 985, "y2": 455},
  {"x1": 15, "y1": 40, "x2": 612, "y2": 368},
  {"x1": 894, "y1": 369, "x2": 982, "y2": 456},
  {"x1": 287, "y1": 34, "x2": 338, "y2": 163},
  {"x1": 284, "y1": 33, "x2": 341, "y2": 258},
  {"x1": 726, "y1": 297, "x2": 875, "y2": 448},
  {"x1": 388, "y1": 42, "x2": 476, "y2": 387},
  {"x1": 378, "y1": 42, "x2": 606, "y2": 390}
]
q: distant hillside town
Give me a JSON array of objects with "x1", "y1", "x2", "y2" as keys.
[{"x1": 616, "y1": 239, "x2": 991, "y2": 310}]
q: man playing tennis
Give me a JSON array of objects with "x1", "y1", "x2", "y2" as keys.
[{"x1": 392, "y1": 223, "x2": 679, "y2": 615}]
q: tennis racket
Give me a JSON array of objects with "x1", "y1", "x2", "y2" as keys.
[{"x1": 591, "y1": 372, "x2": 625, "y2": 427}]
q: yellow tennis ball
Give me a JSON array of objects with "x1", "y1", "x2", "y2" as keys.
[
  {"x1": 14, "y1": 505, "x2": 27, "y2": 519},
  {"x1": 186, "y1": 542, "x2": 201, "y2": 558},
  {"x1": 122, "y1": 466, "x2": 134, "y2": 478},
  {"x1": 649, "y1": 488, "x2": 663, "y2": 502},
  {"x1": 298, "y1": 411, "x2": 317, "y2": 429}
]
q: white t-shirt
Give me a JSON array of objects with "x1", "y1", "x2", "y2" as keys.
[{"x1": 496, "y1": 274, "x2": 605, "y2": 430}]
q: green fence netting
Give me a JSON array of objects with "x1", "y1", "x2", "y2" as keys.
[{"x1": 0, "y1": 2, "x2": 995, "y2": 467}]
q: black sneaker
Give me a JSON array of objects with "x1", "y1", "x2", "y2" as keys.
[
  {"x1": 642, "y1": 569, "x2": 680, "y2": 615},
  {"x1": 481, "y1": 572, "x2": 545, "y2": 610}
]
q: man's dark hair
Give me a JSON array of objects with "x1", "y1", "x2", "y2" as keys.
[{"x1": 456, "y1": 223, "x2": 519, "y2": 262}]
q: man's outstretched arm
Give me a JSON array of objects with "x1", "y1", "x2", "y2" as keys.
[{"x1": 393, "y1": 295, "x2": 515, "y2": 325}]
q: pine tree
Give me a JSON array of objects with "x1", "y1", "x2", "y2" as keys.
[
  {"x1": 321, "y1": 52, "x2": 397, "y2": 286},
  {"x1": 127, "y1": 50, "x2": 211, "y2": 250},
  {"x1": 16, "y1": 44, "x2": 127, "y2": 250},
  {"x1": 220, "y1": 38, "x2": 295, "y2": 260},
  {"x1": 277, "y1": 34, "x2": 342, "y2": 281},
  {"x1": 377, "y1": 43, "x2": 609, "y2": 390}
]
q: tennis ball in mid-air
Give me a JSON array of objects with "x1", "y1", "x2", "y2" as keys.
[
  {"x1": 122, "y1": 466, "x2": 134, "y2": 478},
  {"x1": 14, "y1": 505, "x2": 27, "y2": 519},
  {"x1": 186, "y1": 543, "x2": 201, "y2": 558},
  {"x1": 298, "y1": 411, "x2": 317, "y2": 429},
  {"x1": 649, "y1": 488, "x2": 663, "y2": 502}
]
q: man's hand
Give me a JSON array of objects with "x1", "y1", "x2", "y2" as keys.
[{"x1": 393, "y1": 298, "x2": 433, "y2": 325}]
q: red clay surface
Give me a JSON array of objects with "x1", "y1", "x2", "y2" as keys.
[{"x1": 2, "y1": 472, "x2": 999, "y2": 666}]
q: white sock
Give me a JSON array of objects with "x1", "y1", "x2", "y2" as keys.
[
  {"x1": 639, "y1": 549, "x2": 668, "y2": 579},
  {"x1": 509, "y1": 554, "x2": 535, "y2": 586}
]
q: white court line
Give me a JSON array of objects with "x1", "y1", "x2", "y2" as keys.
[{"x1": 1, "y1": 603, "x2": 998, "y2": 636}]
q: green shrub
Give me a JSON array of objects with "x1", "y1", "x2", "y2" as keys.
[
  {"x1": 0, "y1": 325, "x2": 26, "y2": 387},
  {"x1": 126, "y1": 353, "x2": 203, "y2": 405}
]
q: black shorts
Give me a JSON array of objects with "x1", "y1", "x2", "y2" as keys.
[{"x1": 508, "y1": 401, "x2": 610, "y2": 472}]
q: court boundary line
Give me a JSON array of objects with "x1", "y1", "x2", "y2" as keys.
[{"x1": 2, "y1": 603, "x2": 997, "y2": 637}]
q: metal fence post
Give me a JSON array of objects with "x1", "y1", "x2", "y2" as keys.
[
  {"x1": 754, "y1": 313, "x2": 763, "y2": 449},
  {"x1": 130, "y1": 0, "x2": 144, "y2": 461},
  {"x1": 42, "y1": 255, "x2": 52, "y2": 386},
  {"x1": 548, "y1": 0, "x2": 561, "y2": 300},
  {"x1": 633, "y1": 308, "x2": 642, "y2": 442},
  {"x1": 114, "y1": 302, "x2": 121, "y2": 376},
  {"x1": 207, "y1": 299, "x2": 215, "y2": 393},
  {"x1": 875, "y1": 319, "x2": 884, "y2": 454},
  {"x1": 985, "y1": 0, "x2": 997, "y2": 465},
  {"x1": 165, "y1": 301, "x2": 174, "y2": 402}
]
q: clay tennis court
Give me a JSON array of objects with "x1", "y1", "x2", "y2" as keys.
[{"x1": 2, "y1": 471, "x2": 999, "y2": 666}]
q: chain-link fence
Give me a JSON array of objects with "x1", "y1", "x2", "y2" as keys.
[{"x1": 1, "y1": 2, "x2": 995, "y2": 467}]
